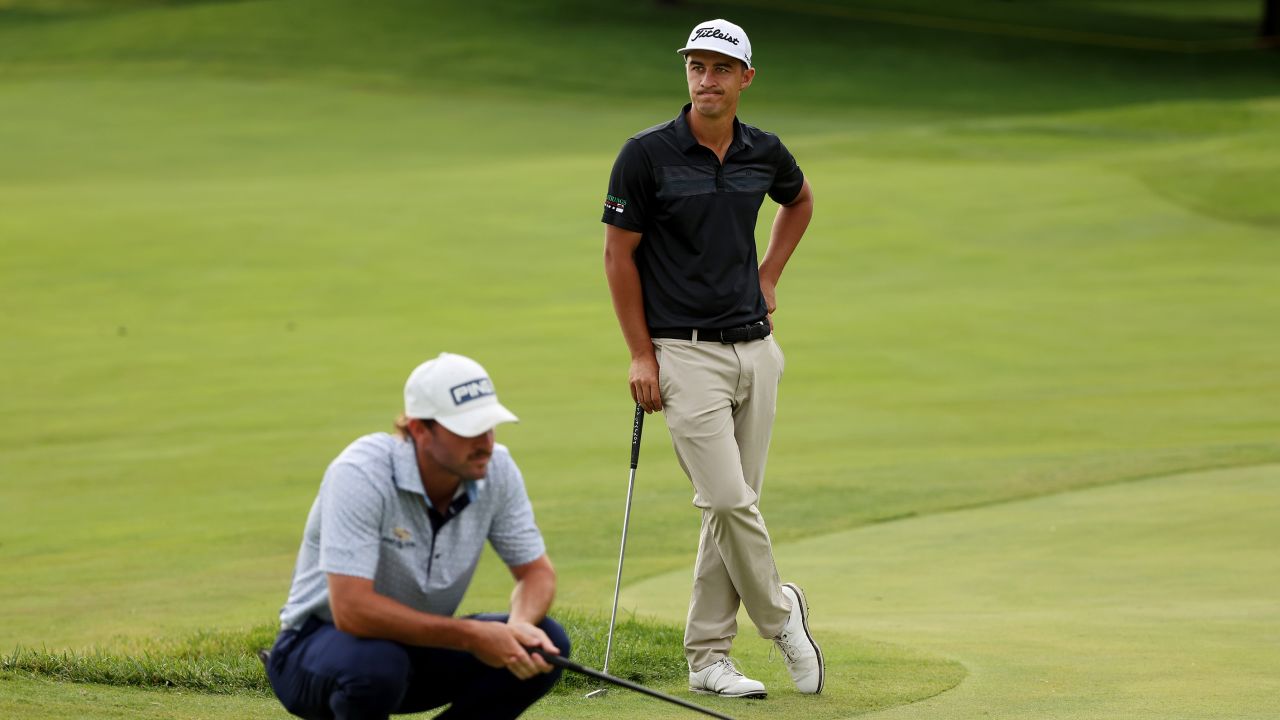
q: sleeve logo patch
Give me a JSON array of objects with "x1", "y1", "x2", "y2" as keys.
[
  {"x1": 605, "y1": 194, "x2": 627, "y2": 214},
  {"x1": 382, "y1": 527, "x2": 416, "y2": 549}
]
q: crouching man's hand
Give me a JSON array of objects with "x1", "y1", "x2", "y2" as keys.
[
  {"x1": 466, "y1": 619, "x2": 557, "y2": 680},
  {"x1": 508, "y1": 620, "x2": 558, "y2": 677}
]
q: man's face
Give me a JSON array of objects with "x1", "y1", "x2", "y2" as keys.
[
  {"x1": 685, "y1": 50, "x2": 754, "y2": 120},
  {"x1": 420, "y1": 421, "x2": 495, "y2": 481}
]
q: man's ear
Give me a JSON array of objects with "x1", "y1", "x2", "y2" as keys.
[
  {"x1": 409, "y1": 418, "x2": 434, "y2": 446},
  {"x1": 741, "y1": 67, "x2": 756, "y2": 90}
]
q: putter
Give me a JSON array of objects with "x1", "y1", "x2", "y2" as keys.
[
  {"x1": 586, "y1": 402, "x2": 645, "y2": 699},
  {"x1": 536, "y1": 649, "x2": 737, "y2": 720}
]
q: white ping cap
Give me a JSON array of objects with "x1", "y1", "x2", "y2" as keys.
[{"x1": 404, "y1": 353, "x2": 518, "y2": 437}]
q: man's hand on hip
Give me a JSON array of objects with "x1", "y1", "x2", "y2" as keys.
[
  {"x1": 761, "y1": 278, "x2": 778, "y2": 315},
  {"x1": 761, "y1": 278, "x2": 778, "y2": 332},
  {"x1": 630, "y1": 353, "x2": 662, "y2": 413}
]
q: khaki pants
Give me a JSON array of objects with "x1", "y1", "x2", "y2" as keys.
[{"x1": 654, "y1": 334, "x2": 791, "y2": 672}]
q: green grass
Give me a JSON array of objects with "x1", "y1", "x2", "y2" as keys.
[
  {"x1": 1, "y1": 0, "x2": 1275, "y2": 113},
  {"x1": 3, "y1": 625, "x2": 278, "y2": 695},
  {"x1": 0, "y1": 674, "x2": 289, "y2": 720},
  {"x1": 0, "y1": 608, "x2": 688, "y2": 695},
  {"x1": 1, "y1": 0, "x2": 1278, "y2": 717},
  {"x1": 625, "y1": 464, "x2": 1280, "y2": 719},
  {"x1": 0, "y1": 609, "x2": 963, "y2": 718}
]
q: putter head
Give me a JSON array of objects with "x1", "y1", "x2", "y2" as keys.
[{"x1": 584, "y1": 687, "x2": 609, "y2": 698}]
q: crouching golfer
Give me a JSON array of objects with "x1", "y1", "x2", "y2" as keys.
[{"x1": 265, "y1": 352, "x2": 567, "y2": 720}]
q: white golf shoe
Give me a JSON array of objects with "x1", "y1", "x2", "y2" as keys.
[
  {"x1": 775, "y1": 582, "x2": 824, "y2": 694},
  {"x1": 688, "y1": 657, "x2": 767, "y2": 698}
]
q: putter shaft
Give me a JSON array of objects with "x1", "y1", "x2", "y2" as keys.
[
  {"x1": 600, "y1": 403, "x2": 645, "y2": 677},
  {"x1": 535, "y1": 650, "x2": 737, "y2": 720},
  {"x1": 602, "y1": 464, "x2": 637, "y2": 674}
]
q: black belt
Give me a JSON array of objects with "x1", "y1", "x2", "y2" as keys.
[{"x1": 650, "y1": 322, "x2": 771, "y2": 343}]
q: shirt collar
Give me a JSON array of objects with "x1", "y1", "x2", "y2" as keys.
[
  {"x1": 674, "y1": 103, "x2": 752, "y2": 154},
  {"x1": 392, "y1": 436, "x2": 482, "y2": 507}
]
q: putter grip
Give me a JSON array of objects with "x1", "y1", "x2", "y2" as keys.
[
  {"x1": 630, "y1": 402, "x2": 645, "y2": 469},
  {"x1": 529, "y1": 647, "x2": 571, "y2": 669}
]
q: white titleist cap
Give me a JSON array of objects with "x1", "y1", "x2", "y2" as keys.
[
  {"x1": 404, "y1": 353, "x2": 518, "y2": 437},
  {"x1": 677, "y1": 18, "x2": 752, "y2": 68}
]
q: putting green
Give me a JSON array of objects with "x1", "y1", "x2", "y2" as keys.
[{"x1": 622, "y1": 464, "x2": 1280, "y2": 719}]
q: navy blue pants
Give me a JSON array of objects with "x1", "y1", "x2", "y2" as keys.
[{"x1": 265, "y1": 614, "x2": 569, "y2": 720}]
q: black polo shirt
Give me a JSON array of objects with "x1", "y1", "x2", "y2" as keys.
[{"x1": 602, "y1": 104, "x2": 805, "y2": 330}]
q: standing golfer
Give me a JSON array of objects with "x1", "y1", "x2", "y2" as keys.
[
  {"x1": 265, "y1": 352, "x2": 567, "y2": 719},
  {"x1": 602, "y1": 19, "x2": 823, "y2": 698}
]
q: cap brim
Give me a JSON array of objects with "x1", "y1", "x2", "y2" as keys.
[
  {"x1": 435, "y1": 402, "x2": 519, "y2": 438},
  {"x1": 676, "y1": 46, "x2": 750, "y2": 67}
]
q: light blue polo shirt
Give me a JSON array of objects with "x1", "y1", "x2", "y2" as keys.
[{"x1": 279, "y1": 433, "x2": 546, "y2": 630}]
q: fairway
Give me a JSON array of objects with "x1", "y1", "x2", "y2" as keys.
[{"x1": 2, "y1": 1, "x2": 1279, "y2": 718}]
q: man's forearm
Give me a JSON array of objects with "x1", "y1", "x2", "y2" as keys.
[
  {"x1": 605, "y1": 226, "x2": 662, "y2": 410},
  {"x1": 329, "y1": 573, "x2": 554, "y2": 672},
  {"x1": 331, "y1": 582, "x2": 481, "y2": 651},
  {"x1": 604, "y1": 248, "x2": 655, "y2": 360},
  {"x1": 760, "y1": 183, "x2": 814, "y2": 288},
  {"x1": 509, "y1": 563, "x2": 556, "y2": 625}
]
